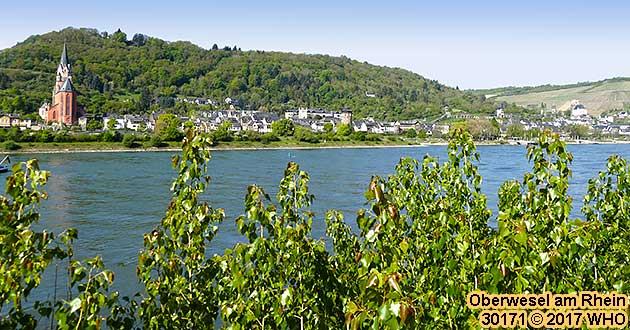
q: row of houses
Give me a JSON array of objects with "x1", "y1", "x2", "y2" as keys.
[
  {"x1": 101, "y1": 114, "x2": 155, "y2": 131},
  {"x1": 97, "y1": 108, "x2": 453, "y2": 137},
  {"x1": 349, "y1": 118, "x2": 450, "y2": 135},
  {"x1": 0, "y1": 113, "x2": 32, "y2": 129},
  {"x1": 9, "y1": 98, "x2": 630, "y2": 139},
  {"x1": 500, "y1": 116, "x2": 630, "y2": 137},
  {"x1": 176, "y1": 97, "x2": 218, "y2": 106},
  {"x1": 193, "y1": 110, "x2": 279, "y2": 133},
  {"x1": 284, "y1": 108, "x2": 353, "y2": 124}
]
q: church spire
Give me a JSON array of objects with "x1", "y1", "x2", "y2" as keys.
[
  {"x1": 60, "y1": 42, "x2": 69, "y2": 66},
  {"x1": 59, "y1": 77, "x2": 75, "y2": 92}
]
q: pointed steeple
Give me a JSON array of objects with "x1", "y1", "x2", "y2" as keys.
[
  {"x1": 59, "y1": 77, "x2": 75, "y2": 92},
  {"x1": 60, "y1": 43, "x2": 69, "y2": 66}
]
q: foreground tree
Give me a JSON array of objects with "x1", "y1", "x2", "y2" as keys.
[
  {"x1": 2, "y1": 129, "x2": 630, "y2": 329},
  {"x1": 137, "y1": 130, "x2": 224, "y2": 328},
  {"x1": 216, "y1": 162, "x2": 343, "y2": 328}
]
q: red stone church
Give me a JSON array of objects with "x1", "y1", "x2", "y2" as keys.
[{"x1": 39, "y1": 43, "x2": 78, "y2": 125}]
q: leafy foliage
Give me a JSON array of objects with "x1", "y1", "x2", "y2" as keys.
[
  {"x1": 3, "y1": 128, "x2": 630, "y2": 329},
  {"x1": 216, "y1": 162, "x2": 343, "y2": 328},
  {"x1": 3, "y1": 140, "x2": 21, "y2": 150},
  {"x1": 137, "y1": 129, "x2": 224, "y2": 329},
  {"x1": 293, "y1": 125, "x2": 319, "y2": 143},
  {"x1": 336, "y1": 123, "x2": 353, "y2": 137},
  {"x1": 327, "y1": 129, "x2": 493, "y2": 328},
  {"x1": 0, "y1": 158, "x2": 135, "y2": 329},
  {"x1": 271, "y1": 118, "x2": 294, "y2": 136},
  {"x1": 581, "y1": 155, "x2": 630, "y2": 292},
  {"x1": 0, "y1": 160, "x2": 67, "y2": 327},
  {"x1": 155, "y1": 113, "x2": 183, "y2": 141},
  {"x1": 210, "y1": 121, "x2": 234, "y2": 143},
  {"x1": 53, "y1": 256, "x2": 135, "y2": 330},
  {"x1": 122, "y1": 134, "x2": 138, "y2": 148}
]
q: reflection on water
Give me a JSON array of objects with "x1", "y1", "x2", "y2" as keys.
[{"x1": 5, "y1": 144, "x2": 630, "y2": 302}]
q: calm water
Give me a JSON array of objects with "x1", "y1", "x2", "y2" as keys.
[{"x1": 5, "y1": 144, "x2": 630, "y2": 303}]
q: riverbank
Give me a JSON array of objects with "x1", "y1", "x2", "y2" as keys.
[
  {"x1": 5, "y1": 139, "x2": 427, "y2": 154},
  {"x1": 4, "y1": 138, "x2": 630, "y2": 154}
]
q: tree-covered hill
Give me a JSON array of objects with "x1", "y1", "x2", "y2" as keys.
[{"x1": 0, "y1": 27, "x2": 496, "y2": 120}]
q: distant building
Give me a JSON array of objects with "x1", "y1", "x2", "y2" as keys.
[
  {"x1": 0, "y1": 114, "x2": 19, "y2": 128},
  {"x1": 496, "y1": 107, "x2": 505, "y2": 118},
  {"x1": 298, "y1": 108, "x2": 308, "y2": 119},
  {"x1": 340, "y1": 108, "x2": 352, "y2": 125},
  {"x1": 284, "y1": 109, "x2": 298, "y2": 119},
  {"x1": 571, "y1": 103, "x2": 588, "y2": 118},
  {"x1": 39, "y1": 43, "x2": 79, "y2": 125},
  {"x1": 0, "y1": 113, "x2": 31, "y2": 129}
]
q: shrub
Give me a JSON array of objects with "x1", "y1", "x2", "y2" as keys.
[
  {"x1": 237, "y1": 130, "x2": 262, "y2": 142},
  {"x1": 365, "y1": 133, "x2": 381, "y2": 141},
  {"x1": 72, "y1": 133, "x2": 100, "y2": 143},
  {"x1": 86, "y1": 119, "x2": 104, "y2": 131},
  {"x1": 146, "y1": 135, "x2": 164, "y2": 148},
  {"x1": 155, "y1": 114, "x2": 183, "y2": 141},
  {"x1": 211, "y1": 122, "x2": 234, "y2": 142},
  {"x1": 100, "y1": 130, "x2": 122, "y2": 142},
  {"x1": 3, "y1": 140, "x2": 21, "y2": 150},
  {"x1": 261, "y1": 132, "x2": 280, "y2": 144},
  {"x1": 294, "y1": 126, "x2": 320, "y2": 143},
  {"x1": 350, "y1": 131, "x2": 366, "y2": 141},
  {"x1": 137, "y1": 130, "x2": 223, "y2": 328},
  {"x1": 53, "y1": 133, "x2": 71, "y2": 143},
  {"x1": 336, "y1": 123, "x2": 353, "y2": 137},
  {"x1": 122, "y1": 134, "x2": 137, "y2": 148},
  {"x1": 404, "y1": 128, "x2": 417, "y2": 138},
  {"x1": 271, "y1": 118, "x2": 294, "y2": 136},
  {"x1": 38, "y1": 130, "x2": 54, "y2": 143}
]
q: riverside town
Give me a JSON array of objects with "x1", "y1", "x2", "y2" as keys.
[
  {"x1": 3, "y1": 2, "x2": 630, "y2": 329},
  {"x1": 2, "y1": 42, "x2": 630, "y2": 152}
]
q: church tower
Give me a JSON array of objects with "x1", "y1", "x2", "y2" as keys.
[
  {"x1": 41, "y1": 43, "x2": 78, "y2": 125},
  {"x1": 54, "y1": 43, "x2": 72, "y2": 94}
]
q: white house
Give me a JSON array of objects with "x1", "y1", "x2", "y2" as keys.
[
  {"x1": 496, "y1": 108, "x2": 505, "y2": 118},
  {"x1": 571, "y1": 104, "x2": 588, "y2": 118},
  {"x1": 103, "y1": 115, "x2": 125, "y2": 130}
]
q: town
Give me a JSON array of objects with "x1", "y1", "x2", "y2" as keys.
[{"x1": 2, "y1": 44, "x2": 630, "y2": 146}]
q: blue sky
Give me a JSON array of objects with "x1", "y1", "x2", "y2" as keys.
[{"x1": 2, "y1": 0, "x2": 630, "y2": 89}]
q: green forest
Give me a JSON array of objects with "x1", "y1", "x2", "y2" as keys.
[{"x1": 0, "y1": 27, "x2": 497, "y2": 121}]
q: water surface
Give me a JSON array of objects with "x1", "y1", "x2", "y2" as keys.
[{"x1": 5, "y1": 144, "x2": 630, "y2": 302}]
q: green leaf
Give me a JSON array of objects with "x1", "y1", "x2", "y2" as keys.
[
  {"x1": 69, "y1": 297, "x2": 82, "y2": 314},
  {"x1": 280, "y1": 288, "x2": 291, "y2": 307}
]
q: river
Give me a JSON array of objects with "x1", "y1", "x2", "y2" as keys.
[{"x1": 5, "y1": 144, "x2": 630, "y2": 304}]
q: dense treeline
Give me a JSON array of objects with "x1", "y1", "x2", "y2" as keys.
[
  {"x1": 0, "y1": 127, "x2": 166, "y2": 150},
  {"x1": 2, "y1": 129, "x2": 630, "y2": 328},
  {"x1": 0, "y1": 27, "x2": 496, "y2": 120},
  {"x1": 0, "y1": 122, "x2": 403, "y2": 151}
]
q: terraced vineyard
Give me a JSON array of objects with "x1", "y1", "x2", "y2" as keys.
[{"x1": 478, "y1": 78, "x2": 630, "y2": 115}]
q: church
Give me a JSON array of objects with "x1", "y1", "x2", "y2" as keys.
[{"x1": 39, "y1": 43, "x2": 78, "y2": 125}]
